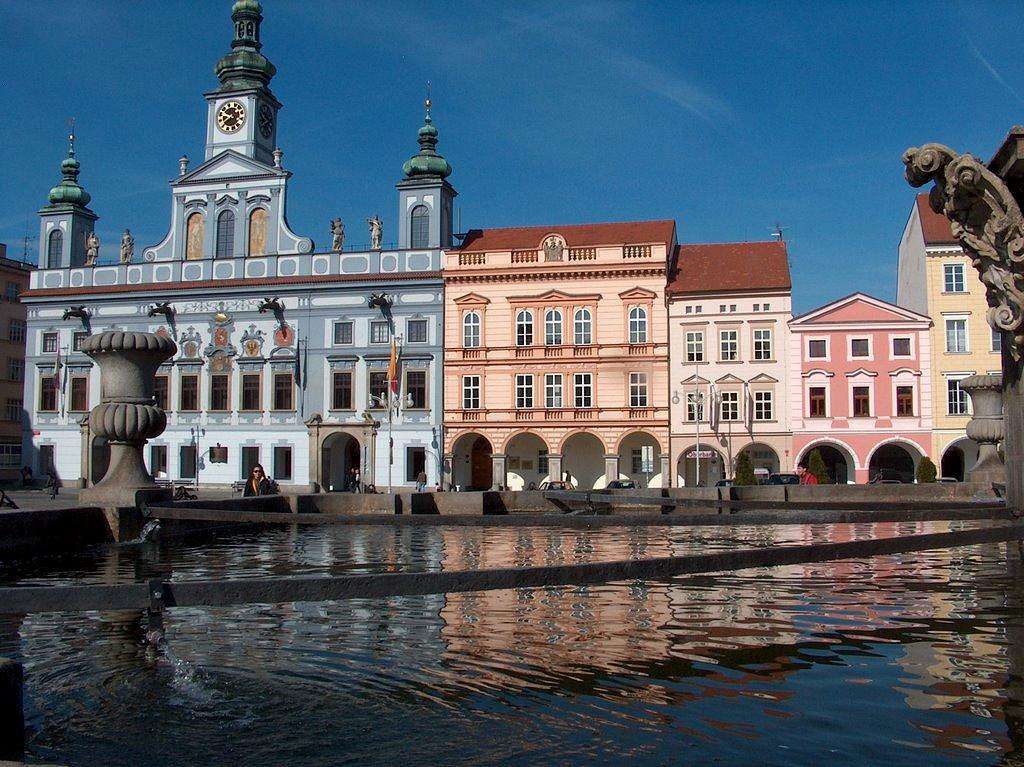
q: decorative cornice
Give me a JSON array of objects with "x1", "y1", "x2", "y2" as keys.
[{"x1": 445, "y1": 265, "x2": 665, "y2": 285}]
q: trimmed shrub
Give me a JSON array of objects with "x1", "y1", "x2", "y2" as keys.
[
  {"x1": 916, "y1": 456, "x2": 938, "y2": 484},
  {"x1": 734, "y1": 451, "x2": 757, "y2": 486},
  {"x1": 807, "y1": 449, "x2": 830, "y2": 484}
]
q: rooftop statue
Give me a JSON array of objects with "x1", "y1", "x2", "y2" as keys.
[
  {"x1": 84, "y1": 231, "x2": 100, "y2": 266},
  {"x1": 330, "y1": 218, "x2": 345, "y2": 252},
  {"x1": 367, "y1": 215, "x2": 383, "y2": 250},
  {"x1": 120, "y1": 229, "x2": 134, "y2": 265}
]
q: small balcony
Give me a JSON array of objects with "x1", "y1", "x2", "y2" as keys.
[
  {"x1": 514, "y1": 347, "x2": 535, "y2": 358},
  {"x1": 515, "y1": 410, "x2": 537, "y2": 421}
]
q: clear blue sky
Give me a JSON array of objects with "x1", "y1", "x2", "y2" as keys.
[{"x1": 1, "y1": 1, "x2": 1022, "y2": 313}]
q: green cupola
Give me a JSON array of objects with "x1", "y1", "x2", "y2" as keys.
[
  {"x1": 47, "y1": 132, "x2": 91, "y2": 208},
  {"x1": 402, "y1": 98, "x2": 452, "y2": 180},
  {"x1": 214, "y1": 0, "x2": 276, "y2": 91}
]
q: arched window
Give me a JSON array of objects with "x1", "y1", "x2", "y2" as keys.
[
  {"x1": 248, "y1": 208, "x2": 267, "y2": 257},
  {"x1": 410, "y1": 205, "x2": 430, "y2": 249},
  {"x1": 215, "y1": 210, "x2": 235, "y2": 259},
  {"x1": 628, "y1": 307, "x2": 648, "y2": 344},
  {"x1": 46, "y1": 230, "x2": 63, "y2": 268},
  {"x1": 573, "y1": 308, "x2": 592, "y2": 346},
  {"x1": 545, "y1": 309, "x2": 563, "y2": 346},
  {"x1": 515, "y1": 309, "x2": 533, "y2": 347},
  {"x1": 463, "y1": 311, "x2": 481, "y2": 348},
  {"x1": 185, "y1": 212, "x2": 205, "y2": 261}
]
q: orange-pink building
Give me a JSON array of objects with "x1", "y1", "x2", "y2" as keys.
[
  {"x1": 789, "y1": 293, "x2": 933, "y2": 483},
  {"x1": 442, "y1": 221, "x2": 675, "y2": 490}
]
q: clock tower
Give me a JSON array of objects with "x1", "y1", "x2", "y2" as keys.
[{"x1": 204, "y1": 0, "x2": 279, "y2": 165}]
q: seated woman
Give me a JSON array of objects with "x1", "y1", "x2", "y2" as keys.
[{"x1": 243, "y1": 463, "x2": 277, "y2": 497}]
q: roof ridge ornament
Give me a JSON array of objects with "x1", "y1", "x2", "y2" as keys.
[
  {"x1": 46, "y1": 118, "x2": 92, "y2": 208},
  {"x1": 402, "y1": 86, "x2": 452, "y2": 181}
]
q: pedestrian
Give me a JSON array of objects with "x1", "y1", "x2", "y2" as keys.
[
  {"x1": 353, "y1": 468, "x2": 361, "y2": 493},
  {"x1": 46, "y1": 471, "x2": 61, "y2": 500},
  {"x1": 20, "y1": 465, "x2": 32, "y2": 488},
  {"x1": 243, "y1": 463, "x2": 277, "y2": 497},
  {"x1": 416, "y1": 469, "x2": 427, "y2": 492},
  {"x1": 797, "y1": 465, "x2": 818, "y2": 485}
]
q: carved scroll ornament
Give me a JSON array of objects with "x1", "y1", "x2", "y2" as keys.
[{"x1": 903, "y1": 142, "x2": 1024, "y2": 359}]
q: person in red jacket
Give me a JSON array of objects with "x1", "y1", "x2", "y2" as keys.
[{"x1": 797, "y1": 465, "x2": 819, "y2": 485}]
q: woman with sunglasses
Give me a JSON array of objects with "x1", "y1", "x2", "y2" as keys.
[{"x1": 243, "y1": 463, "x2": 276, "y2": 497}]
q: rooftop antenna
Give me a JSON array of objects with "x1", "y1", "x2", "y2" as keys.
[{"x1": 771, "y1": 222, "x2": 787, "y2": 241}]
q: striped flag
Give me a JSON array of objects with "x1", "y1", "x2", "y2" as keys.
[{"x1": 386, "y1": 339, "x2": 399, "y2": 395}]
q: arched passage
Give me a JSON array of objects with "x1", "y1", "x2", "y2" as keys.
[
  {"x1": 799, "y1": 442, "x2": 855, "y2": 484},
  {"x1": 617, "y1": 431, "x2": 663, "y2": 488},
  {"x1": 676, "y1": 444, "x2": 725, "y2": 487},
  {"x1": 868, "y1": 441, "x2": 922, "y2": 484},
  {"x1": 561, "y1": 432, "x2": 605, "y2": 490},
  {"x1": 451, "y1": 433, "x2": 493, "y2": 491},
  {"x1": 321, "y1": 431, "x2": 361, "y2": 492},
  {"x1": 505, "y1": 432, "x2": 549, "y2": 490},
  {"x1": 738, "y1": 443, "x2": 780, "y2": 479},
  {"x1": 941, "y1": 438, "x2": 979, "y2": 482}
]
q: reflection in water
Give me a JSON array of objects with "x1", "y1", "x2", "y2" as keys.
[{"x1": 1, "y1": 522, "x2": 1022, "y2": 766}]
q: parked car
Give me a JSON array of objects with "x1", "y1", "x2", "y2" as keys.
[
  {"x1": 715, "y1": 478, "x2": 734, "y2": 488},
  {"x1": 539, "y1": 480, "x2": 570, "y2": 491},
  {"x1": 606, "y1": 479, "x2": 637, "y2": 489},
  {"x1": 767, "y1": 473, "x2": 800, "y2": 486}
]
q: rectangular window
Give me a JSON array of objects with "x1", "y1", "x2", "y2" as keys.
[
  {"x1": 0, "y1": 440, "x2": 21, "y2": 468},
  {"x1": 686, "y1": 391, "x2": 704, "y2": 422},
  {"x1": 944, "y1": 262, "x2": 966, "y2": 293},
  {"x1": 8, "y1": 320, "x2": 25, "y2": 344},
  {"x1": 406, "y1": 319, "x2": 428, "y2": 344},
  {"x1": 896, "y1": 385, "x2": 914, "y2": 417},
  {"x1": 720, "y1": 391, "x2": 739, "y2": 421},
  {"x1": 332, "y1": 321, "x2": 353, "y2": 345},
  {"x1": 405, "y1": 446, "x2": 427, "y2": 482},
  {"x1": 5, "y1": 398, "x2": 21, "y2": 422},
  {"x1": 538, "y1": 449, "x2": 549, "y2": 474},
  {"x1": 72, "y1": 332, "x2": 89, "y2": 352},
  {"x1": 753, "y1": 390, "x2": 773, "y2": 421},
  {"x1": 273, "y1": 445, "x2": 292, "y2": 481},
  {"x1": 241, "y1": 446, "x2": 260, "y2": 480},
  {"x1": 850, "y1": 338, "x2": 870, "y2": 358},
  {"x1": 154, "y1": 375, "x2": 169, "y2": 411},
  {"x1": 809, "y1": 386, "x2": 827, "y2": 418},
  {"x1": 210, "y1": 374, "x2": 229, "y2": 411},
  {"x1": 406, "y1": 370, "x2": 427, "y2": 409},
  {"x1": 808, "y1": 339, "x2": 827, "y2": 359},
  {"x1": 150, "y1": 444, "x2": 167, "y2": 478},
  {"x1": 179, "y1": 445, "x2": 197, "y2": 480},
  {"x1": 545, "y1": 373, "x2": 563, "y2": 409},
  {"x1": 631, "y1": 445, "x2": 655, "y2": 475},
  {"x1": 719, "y1": 330, "x2": 738, "y2": 361},
  {"x1": 462, "y1": 375, "x2": 480, "y2": 410},
  {"x1": 515, "y1": 374, "x2": 534, "y2": 409},
  {"x1": 992, "y1": 328, "x2": 1003, "y2": 353},
  {"x1": 947, "y1": 378, "x2": 969, "y2": 416},
  {"x1": 69, "y1": 376, "x2": 88, "y2": 412},
  {"x1": 573, "y1": 373, "x2": 593, "y2": 408},
  {"x1": 753, "y1": 328, "x2": 773, "y2": 360},
  {"x1": 946, "y1": 318, "x2": 968, "y2": 353},
  {"x1": 7, "y1": 358, "x2": 23, "y2": 382},
  {"x1": 179, "y1": 374, "x2": 199, "y2": 411},
  {"x1": 39, "y1": 375, "x2": 56, "y2": 412},
  {"x1": 370, "y1": 320, "x2": 390, "y2": 344},
  {"x1": 852, "y1": 386, "x2": 871, "y2": 417},
  {"x1": 892, "y1": 337, "x2": 911, "y2": 357},
  {"x1": 629, "y1": 372, "x2": 648, "y2": 407},
  {"x1": 685, "y1": 331, "x2": 704, "y2": 363},
  {"x1": 273, "y1": 373, "x2": 294, "y2": 411},
  {"x1": 331, "y1": 371, "x2": 352, "y2": 410},
  {"x1": 4, "y1": 282, "x2": 18, "y2": 302},
  {"x1": 368, "y1": 371, "x2": 388, "y2": 407},
  {"x1": 42, "y1": 332, "x2": 58, "y2": 354},
  {"x1": 241, "y1": 372, "x2": 261, "y2": 411}
]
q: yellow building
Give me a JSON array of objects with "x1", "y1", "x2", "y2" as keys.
[{"x1": 896, "y1": 193, "x2": 1001, "y2": 479}]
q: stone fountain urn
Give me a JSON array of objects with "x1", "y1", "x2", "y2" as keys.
[
  {"x1": 79, "y1": 331, "x2": 176, "y2": 520},
  {"x1": 961, "y1": 373, "x2": 1005, "y2": 489}
]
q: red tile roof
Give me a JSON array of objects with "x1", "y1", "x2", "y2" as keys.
[
  {"x1": 453, "y1": 219, "x2": 676, "y2": 252},
  {"x1": 916, "y1": 192, "x2": 957, "y2": 245},
  {"x1": 667, "y1": 241, "x2": 791, "y2": 295}
]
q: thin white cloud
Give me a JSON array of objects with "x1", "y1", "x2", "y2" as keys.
[{"x1": 970, "y1": 44, "x2": 1024, "y2": 104}]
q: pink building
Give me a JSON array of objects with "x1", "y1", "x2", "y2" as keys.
[{"x1": 788, "y1": 293, "x2": 933, "y2": 483}]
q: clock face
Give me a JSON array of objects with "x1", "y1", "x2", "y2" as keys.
[
  {"x1": 216, "y1": 101, "x2": 246, "y2": 134},
  {"x1": 258, "y1": 103, "x2": 274, "y2": 139}
]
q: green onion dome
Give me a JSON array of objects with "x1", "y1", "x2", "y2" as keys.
[
  {"x1": 48, "y1": 142, "x2": 91, "y2": 207},
  {"x1": 402, "y1": 100, "x2": 452, "y2": 180}
]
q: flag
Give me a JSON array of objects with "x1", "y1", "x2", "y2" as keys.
[
  {"x1": 387, "y1": 339, "x2": 399, "y2": 395},
  {"x1": 55, "y1": 344, "x2": 65, "y2": 415},
  {"x1": 294, "y1": 337, "x2": 302, "y2": 387}
]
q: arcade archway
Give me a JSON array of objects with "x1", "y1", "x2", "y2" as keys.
[
  {"x1": 799, "y1": 442, "x2": 855, "y2": 484},
  {"x1": 451, "y1": 433, "x2": 493, "y2": 491},
  {"x1": 505, "y1": 432, "x2": 549, "y2": 491},
  {"x1": 941, "y1": 438, "x2": 979, "y2": 482},
  {"x1": 867, "y1": 442, "x2": 922, "y2": 484},
  {"x1": 617, "y1": 431, "x2": 662, "y2": 488},
  {"x1": 321, "y1": 431, "x2": 361, "y2": 492},
  {"x1": 561, "y1": 432, "x2": 605, "y2": 490},
  {"x1": 737, "y1": 443, "x2": 781, "y2": 478},
  {"x1": 677, "y1": 444, "x2": 725, "y2": 487}
]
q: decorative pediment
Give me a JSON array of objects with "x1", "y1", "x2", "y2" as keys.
[
  {"x1": 618, "y1": 287, "x2": 658, "y2": 301},
  {"x1": 176, "y1": 149, "x2": 281, "y2": 185},
  {"x1": 845, "y1": 367, "x2": 878, "y2": 378},
  {"x1": 889, "y1": 367, "x2": 922, "y2": 377},
  {"x1": 802, "y1": 368, "x2": 834, "y2": 378},
  {"x1": 715, "y1": 373, "x2": 744, "y2": 384},
  {"x1": 748, "y1": 373, "x2": 778, "y2": 384},
  {"x1": 791, "y1": 292, "x2": 931, "y2": 326},
  {"x1": 680, "y1": 374, "x2": 710, "y2": 385},
  {"x1": 507, "y1": 289, "x2": 602, "y2": 305},
  {"x1": 453, "y1": 292, "x2": 491, "y2": 306}
]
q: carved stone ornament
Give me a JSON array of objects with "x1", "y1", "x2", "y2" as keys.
[
  {"x1": 904, "y1": 143, "x2": 1024, "y2": 359},
  {"x1": 241, "y1": 323, "x2": 265, "y2": 357},
  {"x1": 178, "y1": 327, "x2": 201, "y2": 359},
  {"x1": 543, "y1": 234, "x2": 565, "y2": 262}
]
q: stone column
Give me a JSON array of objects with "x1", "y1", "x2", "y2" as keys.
[
  {"x1": 304, "y1": 413, "x2": 323, "y2": 492},
  {"x1": 962, "y1": 373, "x2": 1005, "y2": 490},
  {"x1": 0, "y1": 657, "x2": 23, "y2": 761},
  {"x1": 547, "y1": 453, "x2": 562, "y2": 484},
  {"x1": 491, "y1": 453, "x2": 507, "y2": 490},
  {"x1": 604, "y1": 454, "x2": 620, "y2": 485},
  {"x1": 78, "y1": 414, "x2": 91, "y2": 488},
  {"x1": 79, "y1": 332, "x2": 176, "y2": 528},
  {"x1": 660, "y1": 454, "x2": 670, "y2": 488},
  {"x1": 442, "y1": 452, "x2": 453, "y2": 491}
]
